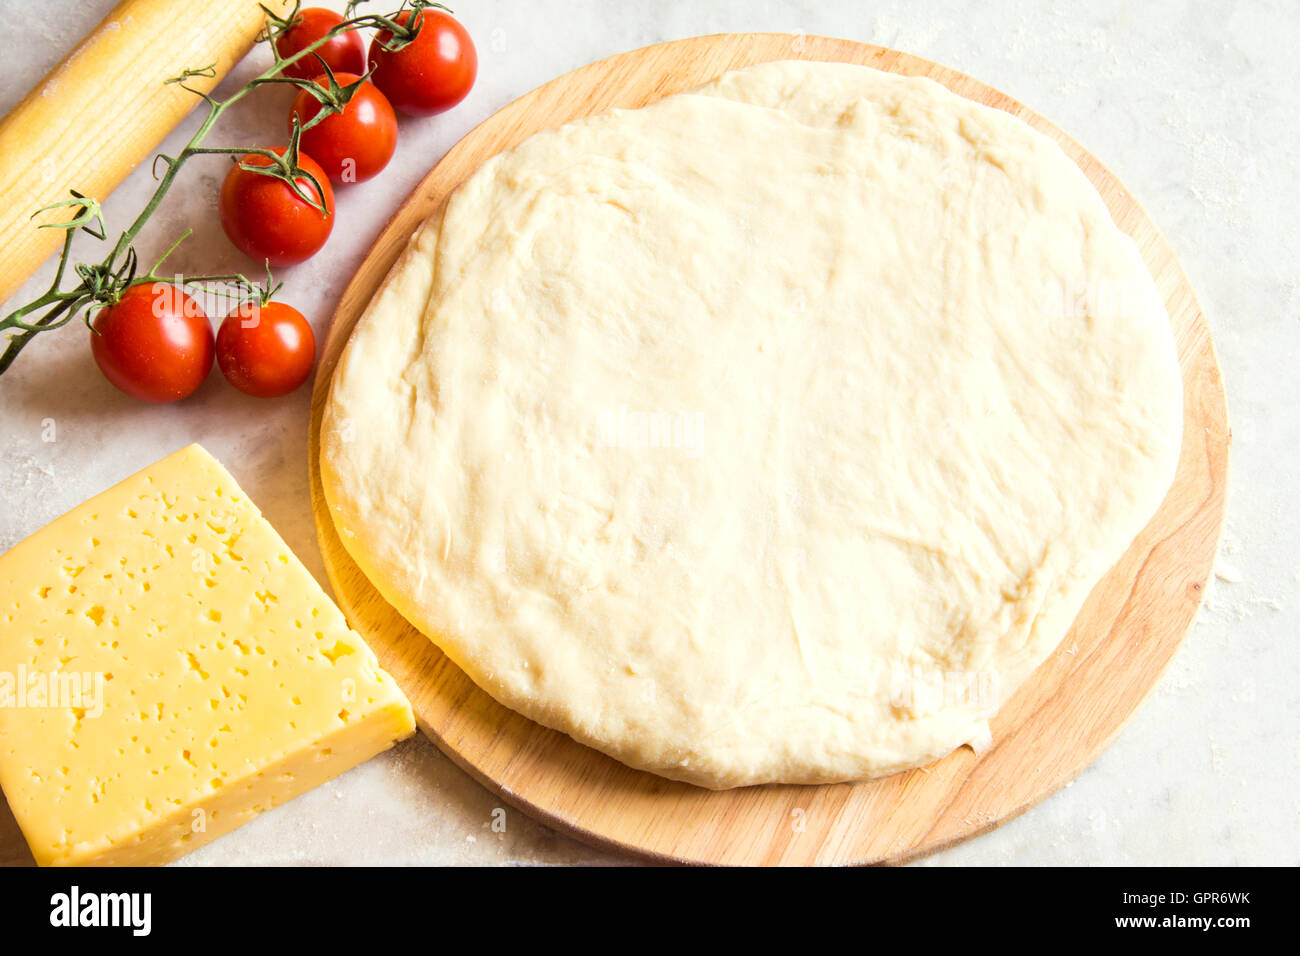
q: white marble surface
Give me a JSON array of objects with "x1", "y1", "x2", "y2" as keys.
[{"x1": 1, "y1": 0, "x2": 1295, "y2": 866}]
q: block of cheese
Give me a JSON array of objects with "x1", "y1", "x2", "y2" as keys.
[{"x1": 0, "y1": 444, "x2": 415, "y2": 865}]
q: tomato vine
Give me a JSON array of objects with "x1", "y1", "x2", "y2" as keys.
[{"x1": 0, "y1": 0, "x2": 442, "y2": 376}]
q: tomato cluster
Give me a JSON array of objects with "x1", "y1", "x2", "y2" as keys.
[
  {"x1": 93, "y1": 6, "x2": 476, "y2": 403},
  {"x1": 221, "y1": 5, "x2": 476, "y2": 264},
  {"x1": 91, "y1": 286, "x2": 316, "y2": 402}
]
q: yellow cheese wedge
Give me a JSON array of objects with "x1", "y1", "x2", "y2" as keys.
[{"x1": 0, "y1": 444, "x2": 415, "y2": 865}]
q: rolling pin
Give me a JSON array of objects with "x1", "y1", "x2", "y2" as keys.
[{"x1": 0, "y1": 0, "x2": 292, "y2": 305}]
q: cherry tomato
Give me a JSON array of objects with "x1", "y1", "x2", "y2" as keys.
[
  {"x1": 368, "y1": 9, "x2": 476, "y2": 117},
  {"x1": 273, "y1": 6, "x2": 366, "y2": 81},
  {"x1": 216, "y1": 301, "x2": 316, "y2": 398},
  {"x1": 290, "y1": 73, "x2": 398, "y2": 184},
  {"x1": 90, "y1": 284, "x2": 214, "y2": 403},
  {"x1": 218, "y1": 149, "x2": 334, "y2": 266}
]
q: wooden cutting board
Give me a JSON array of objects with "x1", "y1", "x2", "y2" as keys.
[{"x1": 305, "y1": 33, "x2": 1230, "y2": 866}]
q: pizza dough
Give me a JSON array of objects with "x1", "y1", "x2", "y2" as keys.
[{"x1": 320, "y1": 60, "x2": 1183, "y2": 789}]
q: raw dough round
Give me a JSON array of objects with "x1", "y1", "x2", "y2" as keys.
[{"x1": 321, "y1": 61, "x2": 1183, "y2": 789}]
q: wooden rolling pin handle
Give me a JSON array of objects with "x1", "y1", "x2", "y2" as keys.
[{"x1": 0, "y1": 0, "x2": 292, "y2": 306}]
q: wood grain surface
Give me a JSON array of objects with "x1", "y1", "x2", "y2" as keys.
[{"x1": 306, "y1": 33, "x2": 1229, "y2": 866}]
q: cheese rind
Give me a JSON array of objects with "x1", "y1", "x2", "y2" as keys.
[{"x1": 0, "y1": 444, "x2": 414, "y2": 865}]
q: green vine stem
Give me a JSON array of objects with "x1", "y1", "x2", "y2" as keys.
[{"x1": 0, "y1": 0, "x2": 440, "y2": 377}]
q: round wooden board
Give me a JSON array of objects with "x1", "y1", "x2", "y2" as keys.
[{"x1": 308, "y1": 33, "x2": 1229, "y2": 866}]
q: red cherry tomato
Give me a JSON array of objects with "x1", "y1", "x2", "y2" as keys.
[
  {"x1": 273, "y1": 6, "x2": 366, "y2": 81},
  {"x1": 290, "y1": 73, "x2": 398, "y2": 184},
  {"x1": 367, "y1": 9, "x2": 476, "y2": 117},
  {"x1": 216, "y1": 301, "x2": 316, "y2": 398},
  {"x1": 90, "y1": 284, "x2": 214, "y2": 403},
  {"x1": 218, "y1": 149, "x2": 334, "y2": 266}
]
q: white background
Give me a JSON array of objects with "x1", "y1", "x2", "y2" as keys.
[{"x1": 0, "y1": 0, "x2": 1295, "y2": 865}]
